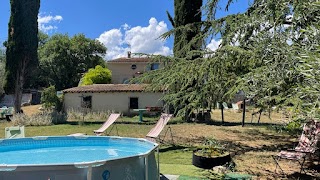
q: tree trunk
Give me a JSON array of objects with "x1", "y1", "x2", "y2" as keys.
[
  {"x1": 14, "y1": 73, "x2": 23, "y2": 113},
  {"x1": 220, "y1": 102, "x2": 224, "y2": 124},
  {"x1": 184, "y1": 108, "x2": 192, "y2": 122},
  {"x1": 258, "y1": 111, "x2": 262, "y2": 124},
  {"x1": 14, "y1": 59, "x2": 26, "y2": 113},
  {"x1": 242, "y1": 99, "x2": 246, "y2": 127}
]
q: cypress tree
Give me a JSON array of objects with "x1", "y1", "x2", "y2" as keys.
[
  {"x1": 172, "y1": 0, "x2": 203, "y2": 58},
  {"x1": 5, "y1": 0, "x2": 40, "y2": 112}
]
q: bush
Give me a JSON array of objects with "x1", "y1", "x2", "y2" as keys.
[
  {"x1": 67, "y1": 109, "x2": 114, "y2": 122},
  {"x1": 12, "y1": 111, "x2": 67, "y2": 126},
  {"x1": 270, "y1": 118, "x2": 303, "y2": 135},
  {"x1": 80, "y1": 65, "x2": 111, "y2": 86},
  {"x1": 41, "y1": 86, "x2": 63, "y2": 111},
  {"x1": 12, "y1": 113, "x2": 52, "y2": 126}
]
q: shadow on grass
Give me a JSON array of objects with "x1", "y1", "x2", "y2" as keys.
[
  {"x1": 204, "y1": 119, "x2": 283, "y2": 127},
  {"x1": 159, "y1": 145, "x2": 191, "y2": 153},
  {"x1": 286, "y1": 172, "x2": 319, "y2": 180},
  {"x1": 64, "y1": 120, "x2": 157, "y2": 126}
]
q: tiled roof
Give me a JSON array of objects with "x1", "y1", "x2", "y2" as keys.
[
  {"x1": 107, "y1": 57, "x2": 151, "y2": 63},
  {"x1": 63, "y1": 84, "x2": 148, "y2": 93}
]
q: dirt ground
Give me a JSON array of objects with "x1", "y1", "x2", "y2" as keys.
[{"x1": 21, "y1": 104, "x2": 42, "y2": 116}]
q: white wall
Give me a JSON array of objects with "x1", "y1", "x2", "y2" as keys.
[
  {"x1": 108, "y1": 62, "x2": 148, "y2": 84},
  {"x1": 64, "y1": 92, "x2": 163, "y2": 114}
]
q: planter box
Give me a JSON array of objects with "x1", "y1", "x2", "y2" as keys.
[{"x1": 192, "y1": 150, "x2": 231, "y2": 169}]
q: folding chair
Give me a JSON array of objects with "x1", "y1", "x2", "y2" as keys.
[
  {"x1": 146, "y1": 113, "x2": 174, "y2": 144},
  {"x1": 68, "y1": 113, "x2": 121, "y2": 136},
  {"x1": 273, "y1": 120, "x2": 320, "y2": 175},
  {"x1": 93, "y1": 113, "x2": 121, "y2": 136}
]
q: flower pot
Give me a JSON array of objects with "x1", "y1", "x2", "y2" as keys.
[{"x1": 192, "y1": 149, "x2": 231, "y2": 169}]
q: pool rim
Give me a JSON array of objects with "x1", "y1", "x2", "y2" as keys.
[{"x1": 0, "y1": 135, "x2": 159, "y2": 170}]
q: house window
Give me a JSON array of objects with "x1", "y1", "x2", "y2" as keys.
[
  {"x1": 81, "y1": 96, "x2": 92, "y2": 109},
  {"x1": 129, "y1": 97, "x2": 138, "y2": 109},
  {"x1": 151, "y1": 63, "x2": 159, "y2": 70},
  {"x1": 131, "y1": 64, "x2": 137, "y2": 70}
]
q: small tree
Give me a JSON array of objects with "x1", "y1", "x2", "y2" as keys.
[
  {"x1": 41, "y1": 86, "x2": 61, "y2": 111},
  {"x1": 80, "y1": 65, "x2": 111, "y2": 86}
]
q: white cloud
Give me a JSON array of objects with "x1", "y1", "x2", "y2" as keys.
[
  {"x1": 97, "y1": 17, "x2": 172, "y2": 60},
  {"x1": 207, "y1": 39, "x2": 222, "y2": 51},
  {"x1": 38, "y1": 14, "x2": 63, "y2": 33}
]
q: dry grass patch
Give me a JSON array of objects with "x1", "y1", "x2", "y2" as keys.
[
  {"x1": 211, "y1": 109, "x2": 287, "y2": 124},
  {"x1": 21, "y1": 105, "x2": 42, "y2": 116}
]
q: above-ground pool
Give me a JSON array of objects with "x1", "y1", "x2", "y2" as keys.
[{"x1": 0, "y1": 136, "x2": 159, "y2": 180}]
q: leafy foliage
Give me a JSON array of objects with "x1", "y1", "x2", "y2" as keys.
[
  {"x1": 139, "y1": 0, "x2": 320, "y2": 120},
  {"x1": 80, "y1": 65, "x2": 112, "y2": 86},
  {"x1": 41, "y1": 86, "x2": 62, "y2": 111},
  {"x1": 36, "y1": 33, "x2": 107, "y2": 90}
]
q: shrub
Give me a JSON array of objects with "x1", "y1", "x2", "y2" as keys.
[
  {"x1": 12, "y1": 113, "x2": 52, "y2": 126},
  {"x1": 66, "y1": 109, "x2": 114, "y2": 122},
  {"x1": 80, "y1": 65, "x2": 111, "y2": 86},
  {"x1": 41, "y1": 86, "x2": 63, "y2": 111},
  {"x1": 12, "y1": 111, "x2": 67, "y2": 126}
]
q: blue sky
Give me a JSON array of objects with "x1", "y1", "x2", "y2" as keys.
[{"x1": 0, "y1": 0, "x2": 250, "y2": 60}]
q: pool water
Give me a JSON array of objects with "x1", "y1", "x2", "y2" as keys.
[{"x1": 0, "y1": 136, "x2": 155, "y2": 165}]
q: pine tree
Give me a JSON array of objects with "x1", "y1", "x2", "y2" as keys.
[{"x1": 5, "y1": 0, "x2": 40, "y2": 112}]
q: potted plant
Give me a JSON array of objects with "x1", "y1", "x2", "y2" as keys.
[{"x1": 192, "y1": 138, "x2": 231, "y2": 169}]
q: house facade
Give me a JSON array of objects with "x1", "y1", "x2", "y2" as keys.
[
  {"x1": 63, "y1": 84, "x2": 164, "y2": 115},
  {"x1": 107, "y1": 53, "x2": 161, "y2": 84}
]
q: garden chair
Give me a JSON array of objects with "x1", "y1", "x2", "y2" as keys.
[
  {"x1": 273, "y1": 120, "x2": 320, "y2": 175},
  {"x1": 5, "y1": 126, "x2": 25, "y2": 139},
  {"x1": 68, "y1": 113, "x2": 121, "y2": 136},
  {"x1": 146, "y1": 113, "x2": 174, "y2": 143},
  {"x1": 232, "y1": 103, "x2": 239, "y2": 111},
  {"x1": 93, "y1": 113, "x2": 121, "y2": 136},
  {"x1": 222, "y1": 102, "x2": 229, "y2": 110}
]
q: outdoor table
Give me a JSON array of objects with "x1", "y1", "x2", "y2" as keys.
[
  {"x1": 133, "y1": 109, "x2": 148, "y2": 122},
  {"x1": 0, "y1": 108, "x2": 8, "y2": 118}
]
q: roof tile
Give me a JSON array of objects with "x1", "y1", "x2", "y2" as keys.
[
  {"x1": 63, "y1": 84, "x2": 148, "y2": 93},
  {"x1": 107, "y1": 57, "x2": 151, "y2": 63}
]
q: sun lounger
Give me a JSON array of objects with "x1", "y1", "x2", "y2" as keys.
[{"x1": 146, "y1": 113, "x2": 173, "y2": 143}]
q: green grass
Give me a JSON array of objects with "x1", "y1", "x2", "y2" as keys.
[{"x1": 158, "y1": 146, "x2": 209, "y2": 177}]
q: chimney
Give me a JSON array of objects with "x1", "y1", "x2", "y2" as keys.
[{"x1": 127, "y1": 51, "x2": 131, "y2": 58}]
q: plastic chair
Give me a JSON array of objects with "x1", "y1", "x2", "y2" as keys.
[{"x1": 5, "y1": 126, "x2": 25, "y2": 139}]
